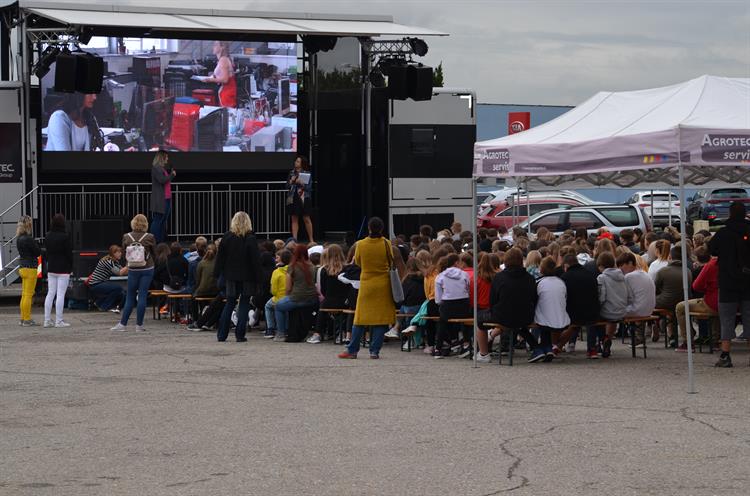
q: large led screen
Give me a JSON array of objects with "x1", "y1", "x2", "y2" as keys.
[{"x1": 40, "y1": 38, "x2": 298, "y2": 169}]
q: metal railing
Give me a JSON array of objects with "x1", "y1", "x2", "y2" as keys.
[
  {"x1": 0, "y1": 186, "x2": 39, "y2": 286},
  {"x1": 37, "y1": 181, "x2": 289, "y2": 240}
]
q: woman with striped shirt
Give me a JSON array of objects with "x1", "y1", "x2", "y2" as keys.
[{"x1": 88, "y1": 245, "x2": 128, "y2": 312}]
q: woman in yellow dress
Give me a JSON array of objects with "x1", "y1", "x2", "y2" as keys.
[{"x1": 338, "y1": 217, "x2": 395, "y2": 359}]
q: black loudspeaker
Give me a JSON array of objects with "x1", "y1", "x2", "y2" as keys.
[
  {"x1": 54, "y1": 52, "x2": 78, "y2": 93},
  {"x1": 73, "y1": 250, "x2": 105, "y2": 278},
  {"x1": 387, "y1": 64, "x2": 409, "y2": 100},
  {"x1": 68, "y1": 219, "x2": 126, "y2": 250},
  {"x1": 408, "y1": 64, "x2": 433, "y2": 101},
  {"x1": 75, "y1": 53, "x2": 104, "y2": 94}
]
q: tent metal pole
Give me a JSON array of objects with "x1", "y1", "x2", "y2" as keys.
[
  {"x1": 650, "y1": 190, "x2": 654, "y2": 229},
  {"x1": 526, "y1": 182, "x2": 530, "y2": 234},
  {"x1": 472, "y1": 176, "x2": 478, "y2": 368},
  {"x1": 677, "y1": 140, "x2": 696, "y2": 394}
]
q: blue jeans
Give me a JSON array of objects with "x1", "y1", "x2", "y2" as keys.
[
  {"x1": 587, "y1": 325, "x2": 605, "y2": 352},
  {"x1": 120, "y1": 268, "x2": 154, "y2": 326},
  {"x1": 348, "y1": 325, "x2": 388, "y2": 356},
  {"x1": 151, "y1": 199, "x2": 171, "y2": 243},
  {"x1": 274, "y1": 296, "x2": 318, "y2": 334},
  {"x1": 90, "y1": 281, "x2": 125, "y2": 310},
  {"x1": 265, "y1": 298, "x2": 277, "y2": 330},
  {"x1": 218, "y1": 281, "x2": 251, "y2": 341}
]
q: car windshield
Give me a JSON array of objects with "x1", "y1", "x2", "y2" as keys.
[{"x1": 710, "y1": 189, "x2": 747, "y2": 199}]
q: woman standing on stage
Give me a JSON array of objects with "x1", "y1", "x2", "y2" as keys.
[
  {"x1": 288, "y1": 155, "x2": 314, "y2": 243},
  {"x1": 150, "y1": 150, "x2": 175, "y2": 243}
]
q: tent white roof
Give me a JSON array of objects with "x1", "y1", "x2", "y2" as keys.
[
  {"x1": 2, "y1": 1, "x2": 447, "y2": 37},
  {"x1": 474, "y1": 75, "x2": 750, "y2": 189}
]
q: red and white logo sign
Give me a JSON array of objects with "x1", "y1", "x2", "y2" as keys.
[{"x1": 508, "y1": 112, "x2": 531, "y2": 135}]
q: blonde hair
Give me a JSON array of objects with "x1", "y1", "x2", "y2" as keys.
[
  {"x1": 230, "y1": 211, "x2": 252, "y2": 236},
  {"x1": 525, "y1": 250, "x2": 541, "y2": 268},
  {"x1": 152, "y1": 150, "x2": 169, "y2": 168},
  {"x1": 16, "y1": 215, "x2": 32, "y2": 237},
  {"x1": 215, "y1": 41, "x2": 230, "y2": 58},
  {"x1": 131, "y1": 214, "x2": 148, "y2": 232},
  {"x1": 322, "y1": 244, "x2": 345, "y2": 277}
]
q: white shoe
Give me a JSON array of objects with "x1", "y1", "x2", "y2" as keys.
[
  {"x1": 135, "y1": 325, "x2": 146, "y2": 332},
  {"x1": 401, "y1": 325, "x2": 417, "y2": 336},
  {"x1": 384, "y1": 328, "x2": 400, "y2": 339},
  {"x1": 475, "y1": 352, "x2": 491, "y2": 363},
  {"x1": 306, "y1": 334, "x2": 322, "y2": 344},
  {"x1": 55, "y1": 321, "x2": 71, "y2": 328},
  {"x1": 43, "y1": 320, "x2": 54, "y2": 328},
  {"x1": 401, "y1": 342, "x2": 410, "y2": 351},
  {"x1": 110, "y1": 323, "x2": 126, "y2": 331},
  {"x1": 109, "y1": 308, "x2": 121, "y2": 314},
  {"x1": 423, "y1": 346, "x2": 434, "y2": 355},
  {"x1": 565, "y1": 342, "x2": 576, "y2": 353}
]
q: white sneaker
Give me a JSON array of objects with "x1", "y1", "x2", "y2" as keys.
[
  {"x1": 110, "y1": 323, "x2": 126, "y2": 331},
  {"x1": 423, "y1": 345, "x2": 434, "y2": 355},
  {"x1": 402, "y1": 342, "x2": 410, "y2": 351},
  {"x1": 135, "y1": 325, "x2": 146, "y2": 332},
  {"x1": 43, "y1": 320, "x2": 54, "y2": 328},
  {"x1": 565, "y1": 342, "x2": 576, "y2": 353},
  {"x1": 109, "y1": 308, "x2": 121, "y2": 314},
  {"x1": 306, "y1": 334, "x2": 321, "y2": 344},
  {"x1": 402, "y1": 325, "x2": 417, "y2": 336},
  {"x1": 476, "y1": 352, "x2": 491, "y2": 363},
  {"x1": 55, "y1": 321, "x2": 71, "y2": 328},
  {"x1": 384, "y1": 328, "x2": 400, "y2": 339}
]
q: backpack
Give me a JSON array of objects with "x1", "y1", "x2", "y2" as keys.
[{"x1": 125, "y1": 233, "x2": 148, "y2": 268}]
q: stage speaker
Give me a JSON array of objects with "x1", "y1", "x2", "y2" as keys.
[
  {"x1": 408, "y1": 64, "x2": 433, "y2": 101},
  {"x1": 54, "y1": 52, "x2": 78, "y2": 93},
  {"x1": 75, "y1": 53, "x2": 104, "y2": 94},
  {"x1": 73, "y1": 250, "x2": 105, "y2": 278},
  {"x1": 68, "y1": 219, "x2": 126, "y2": 250},
  {"x1": 387, "y1": 64, "x2": 409, "y2": 100}
]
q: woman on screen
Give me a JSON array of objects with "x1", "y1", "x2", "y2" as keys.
[
  {"x1": 45, "y1": 93, "x2": 99, "y2": 151},
  {"x1": 288, "y1": 155, "x2": 314, "y2": 243},
  {"x1": 204, "y1": 41, "x2": 237, "y2": 108}
]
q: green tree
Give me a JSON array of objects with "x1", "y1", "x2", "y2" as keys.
[{"x1": 432, "y1": 62, "x2": 444, "y2": 87}]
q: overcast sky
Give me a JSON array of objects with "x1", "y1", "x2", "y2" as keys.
[{"x1": 97, "y1": 0, "x2": 750, "y2": 105}]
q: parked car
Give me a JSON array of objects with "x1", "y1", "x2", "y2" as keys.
[
  {"x1": 686, "y1": 188, "x2": 750, "y2": 225},
  {"x1": 477, "y1": 187, "x2": 524, "y2": 214},
  {"x1": 477, "y1": 191, "x2": 594, "y2": 229},
  {"x1": 518, "y1": 204, "x2": 651, "y2": 237},
  {"x1": 626, "y1": 191, "x2": 681, "y2": 226}
]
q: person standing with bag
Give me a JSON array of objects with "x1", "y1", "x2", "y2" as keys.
[
  {"x1": 338, "y1": 217, "x2": 396, "y2": 359},
  {"x1": 150, "y1": 150, "x2": 175, "y2": 243},
  {"x1": 43, "y1": 214, "x2": 73, "y2": 328},
  {"x1": 111, "y1": 214, "x2": 156, "y2": 332}
]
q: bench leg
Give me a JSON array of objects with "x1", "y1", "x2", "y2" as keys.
[{"x1": 630, "y1": 324, "x2": 636, "y2": 358}]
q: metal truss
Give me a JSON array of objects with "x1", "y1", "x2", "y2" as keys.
[{"x1": 360, "y1": 38, "x2": 415, "y2": 60}]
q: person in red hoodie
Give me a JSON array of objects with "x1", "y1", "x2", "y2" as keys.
[
  {"x1": 675, "y1": 255, "x2": 719, "y2": 352},
  {"x1": 466, "y1": 252, "x2": 501, "y2": 362}
]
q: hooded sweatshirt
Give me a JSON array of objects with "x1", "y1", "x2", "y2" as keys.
[
  {"x1": 535, "y1": 275, "x2": 570, "y2": 329},
  {"x1": 624, "y1": 269, "x2": 656, "y2": 317},
  {"x1": 598, "y1": 267, "x2": 628, "y2": 321},
  {"x1": 435, "y1": 267, "x2": 470, "y2": 304}
]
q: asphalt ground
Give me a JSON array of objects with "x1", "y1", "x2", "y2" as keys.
[{"x1": 1, "y1": 307, "x2": 749, "y2": 496}]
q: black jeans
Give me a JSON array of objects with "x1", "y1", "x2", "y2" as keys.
[
  {"x1": 424, "y1": 299, "x2": 439, "y2": 347},
  {"x1": 436, "y1": 298, "x2": 471, "y2": 348},
  {"x1": 218, "y1": 282, "x2": 251, "y2": 341}
]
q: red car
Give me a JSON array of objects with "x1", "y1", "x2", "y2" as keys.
[{"x1": 477, "y1": 193, "x2": 591, "y2": 229}]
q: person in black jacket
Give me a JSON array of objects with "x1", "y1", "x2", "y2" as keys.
[
  {"x1": 43, "y1": 214, "x2": 73, "y2": 328},
  {"x1": 17, "y1": 215, "x2": 42, "y2": 326},
  {"x1": 307, "y1": 244, "x2": 349, "y2": 343},
  {"x1": 560, "y1": 253, "x2": 601, "y2": 358},
  {"x1": 709, "y1": 201, "x2": 750, "y2": 368},
  {"x1": 489, "y1": 247, "x2": 539, "y2": 353},
  {"x1": 214, "y1": 211, "x2": 261, "y2": 342}
]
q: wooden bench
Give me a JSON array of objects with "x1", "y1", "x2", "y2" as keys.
[
  {"x1": 653, "y1": 308, "x2": 676, "y2": 349},
  {"x1": 623, "y1": 315, "x2": 659, "y2": 358},
  {"x1": 148, "y1": 290, "x2": 168, "y2": 320},
  {"x1": 166, "y1": 293, "x2": 192, "y2": 323},
  {"x1": 319, "y1": 308, "x2": 349, "y2": 343},
  {"x1": 687, "y1": 311, "x2": 721, "y2": 354}
]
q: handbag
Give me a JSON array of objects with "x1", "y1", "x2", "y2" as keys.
[{"x1": 384, "y1": 239, "x2": 404, "y2": 305}]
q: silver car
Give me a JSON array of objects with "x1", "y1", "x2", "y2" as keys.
[{"x1": 518, "y1": 204, "x2": 651, "y2": 236}]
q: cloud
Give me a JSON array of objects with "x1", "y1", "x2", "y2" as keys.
[{"x1": 73, "y1": 0, "x2": 750, "y2": 104}]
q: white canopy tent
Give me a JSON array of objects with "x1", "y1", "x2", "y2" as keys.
[{"x1": 471, "y1": 75, "x2": 750, "y2": 393}]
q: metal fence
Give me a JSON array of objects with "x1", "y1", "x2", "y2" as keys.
[{"x1": 38, "y1": 181, "x2": 289, "y2": 240}]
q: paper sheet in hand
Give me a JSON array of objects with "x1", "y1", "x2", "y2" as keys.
[
  {"x1": 298, "y1": 172, "x2": 311, "y2": 185},
  {"x1": 190, "y1": 75, "x2": 210, "y2": 82}
]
